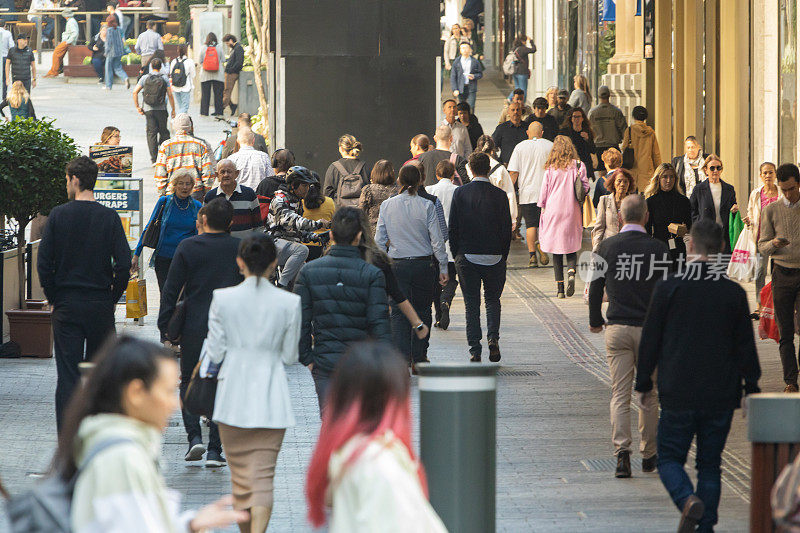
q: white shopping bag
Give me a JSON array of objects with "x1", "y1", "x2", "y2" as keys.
[{"x1": 726, "y1": 226, "x2": 758, "y2": 281}]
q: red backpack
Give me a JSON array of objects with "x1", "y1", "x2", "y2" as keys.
[{"x1": 203, "y1": 46, "x2": 219, "y2": 72}]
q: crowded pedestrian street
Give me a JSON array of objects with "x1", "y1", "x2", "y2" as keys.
[{"x1": 0, "y1": 66, "x2": 786, "y2": 532}]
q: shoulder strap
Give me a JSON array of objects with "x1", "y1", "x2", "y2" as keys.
[
  {"x1": 353, "y1": 160, "x2": 365, "y2": 175},
  {"x1": 490, "y1": 162, "x2": 503, "y2": 176},
  {"x1": 333, "y1": 160, "x2": 348, "y2": 176},
  {"x1": 77, "y1": 438, "x2": 134, "y2": 475}
]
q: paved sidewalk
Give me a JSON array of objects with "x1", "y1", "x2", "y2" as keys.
[{"x1": 0, "y1": 70, "x2": 773, "y2": 532}]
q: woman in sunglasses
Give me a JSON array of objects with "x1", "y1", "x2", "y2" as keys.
[{"x1": 689, "y1": 154, "x2": 739, "y2": 253}]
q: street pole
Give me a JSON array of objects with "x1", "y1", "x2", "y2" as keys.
[
  {"x1": 418, "y1": 363, "x2": 498, "y2": 533},
  {"x1": 229, "y1": 0, "x2": 240, "y2": 39}
]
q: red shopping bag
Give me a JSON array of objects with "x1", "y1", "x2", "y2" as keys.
[{"x1": 759, "y1": 282, "x2": 780, "y2": 343}]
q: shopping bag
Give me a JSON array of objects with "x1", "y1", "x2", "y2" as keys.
[
  {"x1": 729, "y1": 211, "x2": 744, "y2": 252},
  {"x1": 582, "y1": 196, "x2": 596, "y2": 228},
  {"x1": 125, "y1": 278, "x2": 147, "y2": 319},
  {"x1": 772, "y1": 448, "x2": 800, "y2": 529},
  {"x1": 184, "y1": 344, "x2": 219, "y2": 419},
  {"x1": 726, "y1": 226, "x2": 758, "y2": 281},
  {"x1": 759, "y1": 282, "x2": 780, "y2": 343}
]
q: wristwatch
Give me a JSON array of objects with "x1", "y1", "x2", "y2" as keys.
[{"x1": 414, "y1": 322, "x2": 425, "y2": 332}]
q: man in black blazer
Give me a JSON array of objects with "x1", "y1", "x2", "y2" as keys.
[
  {"x1": 635, "y1": 219, "x2": 760, "y2": 533},
  {"x1": 689, "y1": 157, "x2": 738, "y2": 253},
  {"x1": 158, "y1": 197, "x2": 244, "y2": 467},
  {"x1": 589, "y1": 194, "x2": 670, "y2": 479},
  {"x1": 450, "y1": 152, "x2": 512, "y2": 362}
]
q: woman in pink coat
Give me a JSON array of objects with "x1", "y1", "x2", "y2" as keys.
[{"x1": 538, "y1": 135, "x2": 590, "y2": 298}]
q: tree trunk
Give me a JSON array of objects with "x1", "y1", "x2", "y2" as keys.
[
  {"x1": 244, "y1": 0, "x2": 269, "y2": 117},
  {"x1": 16, "y1": 227, "x2": 26, "y2": 311}
]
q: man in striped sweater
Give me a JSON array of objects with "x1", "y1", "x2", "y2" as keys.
[
  {"x1": 758, "y1": 163, "x2": 800, "y2": 392},
  {"x1": 203, "y1": 159, "x2": 262, "y2": 239},
  {"x1": 155, "y1": 114, "x2": 214, "y2": 199}
]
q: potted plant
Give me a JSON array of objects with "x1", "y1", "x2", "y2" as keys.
[{"x1": 0, "y1": 118, "x2": 79, "y2": 357}]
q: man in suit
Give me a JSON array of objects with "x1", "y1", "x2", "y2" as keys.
[
  {"x1": 450, "y1": 42, "x2": 483, "y2": 113},
  {"x1": 158, "y1": 197, "x2": 244, "y2": 467},
  {"x1": 672, "y1": 135, "x2": 708, "y2": 197},
  {"x1": 449, "y1": 152, "x2": 512, "y2": 362},
  {"x1": 588, "y1": 194, "x2": 669, "y2": 479},
  {"x1": 689, "y1": 155, "x2": 738, "y2": 253},
  {"x1": 636, "y1": 219, "x2": 760, "y2": 533},
  {"x1": 295, "y1": 207, "x2": 391, "y2": 413}
]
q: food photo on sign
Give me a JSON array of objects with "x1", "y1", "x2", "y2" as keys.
[{"x1": 89, "y1": 145, "x2": 133, "y2": 178}]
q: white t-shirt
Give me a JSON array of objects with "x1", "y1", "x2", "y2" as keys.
[
  {"x1": 710, "y1": 181, "x2": 722, "y2": 225},
  {"x1": 507, "y1": 137, "x2": 554, "y2": 205}
]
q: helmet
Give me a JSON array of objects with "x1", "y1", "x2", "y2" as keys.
[{"x1": 285, "y1": 166, "x2": 318, "y2": 189}]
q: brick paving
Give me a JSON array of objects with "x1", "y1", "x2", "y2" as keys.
[{"x1": 0, "y1": 68, "x2": 779, "y2": 532}]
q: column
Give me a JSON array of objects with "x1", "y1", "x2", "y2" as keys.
[
  {"x1": 682, "y1": 0, "x2": 704, "y2": 142},
  {"x1": 673, "y1": 0, "x2": 685, "y2": 148},
  {"x1": 652, "y1": 0, "x2": 672, "y2": 164}
]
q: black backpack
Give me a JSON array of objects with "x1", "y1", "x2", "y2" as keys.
[
  {"x1": 142, "y1": 74, "x2": 167, "y2": 107},
  {"x1": 170, "y1": 59, "x2": 187, "y2": 88}
]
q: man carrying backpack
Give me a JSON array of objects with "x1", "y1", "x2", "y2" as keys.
[
  {"x1": 132, "y1": 57, "x2": 176, "y2": 164},
  {"x1": 169, "y1": 45, "x2": 195, "y2": 114}
]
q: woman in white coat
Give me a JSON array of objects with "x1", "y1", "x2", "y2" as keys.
[
  {"x1": 305, "y1": 342, "x2": 446, "y2": 533},
  {"x1": 205, "y1": 234, "x2": 301, "y2": 533}
]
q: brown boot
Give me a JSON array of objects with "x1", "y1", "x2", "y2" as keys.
[
  {"x1": 536, "y1": 241, "x2": 549, "y2": 265},
  {"x1": 677, "y1": 495, "x2": 704, "y2": 533}
]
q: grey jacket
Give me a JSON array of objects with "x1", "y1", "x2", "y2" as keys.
[{"x1": 588, "y1": 102, "x2": 627, "y2": 148}]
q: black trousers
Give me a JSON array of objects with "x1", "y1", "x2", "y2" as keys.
[
  {"x1": 392, "y1": 258, "x2": 436, "y2": 363},
  {"x1": 52, "y1": 297, "x2": 115, "y2": 432},
  {"x1": 144, "y1": 109, "x2": 169, "y2": 163},
  {"x1": 455, "y1": 256, "x2": 506, "y2": 356},
  {"x1": 772, "y1": 264, "x2": 800, "y2": 385},
  {"x1": 553, "y1": 252, "x2": 577, "y2": 283},
  {"x1": 433, "y1": 261, "x2": 458, "y2": 320},
  {"x1": 153, "y1": 255, "x2": 172, "y2": 294},
  {"x1": 179, "y1": 331, "x2": 221, "y2": 453},
  {"x1": 200, "y1": 80, "x2": 224, "y2": 116},
  {"x1": 311, "y1": 365, "x2": 332, "y2": 418}
]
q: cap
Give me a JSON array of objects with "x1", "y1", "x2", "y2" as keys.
[
  {"x1": 598, "y1": 85, "x2": 611, "y2": 98},
  {"x1": 61, "y1": 8, "x2": 74, "y2": 17},
  {"x1": 557, "y1": 89, "x2": 569, "y2": 98},
  {"x1": 172, "y1": 113, "x2": 193, "y2": 132}
]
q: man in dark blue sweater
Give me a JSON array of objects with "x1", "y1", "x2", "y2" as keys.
[
  {"x1": 635, "y1": 219, "x2": 761, "y2": 533},
  {"x1": 449, "y1": 152, "x2": 512, "y2": 362},
  {"x1": 158, "y1": 197, "x2": 243, "y2": 467},
  {"x1": 38, "y1": 156, "x2": 131, "y2": 432},
  {"x1": 588, "y1": 194, "x2": 670, "y2": 479}
]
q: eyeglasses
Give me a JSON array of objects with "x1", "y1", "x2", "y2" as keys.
[{"x1": 708, "y1": 165, "x2": 722, "y2": 171}]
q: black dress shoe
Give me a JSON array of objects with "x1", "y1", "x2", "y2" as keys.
[
  {"x1": 488, "y1": 339, "x2": 501, "y2": 362},
  {"x1": 642, "y1": 454, "x2": 657, "y2": 472},
  {"x1": 615, "y1": 450, "x2": 631, "y2": 478},
  {"x1": 439, "y1": 302, "x2": 451, "y2": 330}
]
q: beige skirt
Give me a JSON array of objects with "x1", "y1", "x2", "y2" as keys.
[{"x1": 218, "y1": 424, "x2": 286, "y2": 510}]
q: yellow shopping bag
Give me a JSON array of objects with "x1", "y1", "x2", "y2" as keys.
[{"x1": 125, "y1": 278, "x2": 148, "y2": 319}]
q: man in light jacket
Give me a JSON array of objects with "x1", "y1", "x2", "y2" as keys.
[
  {"x1": 44, "y1": 8, "x2": 79, "y2": 77},
  {"x1": 450, "y1": 42, "x2": 483, "y2": 113}
]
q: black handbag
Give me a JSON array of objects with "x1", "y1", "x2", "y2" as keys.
[
  {"x1": 166, "y1": 287, "x2": 185, "y2": 344},
  {"x1": 574, "y1": 160, "x2": 588, "y2": 204},
  {"x1": 142, "y1": 199, "x2": 166, "y2": 249},
  {"x1": 183, "y1": 359, "x2": 217, "y2": 419},
  {"x1": 622, "y1": 127, "x2": 635, "y2": 170}
]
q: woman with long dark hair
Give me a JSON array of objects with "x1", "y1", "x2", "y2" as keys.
[
  {"x1": 358, "y1": 159, "x2": 399, "y2": 234},
  {"x1": 199, "y1": 32, "x2": 225, "y2": 116},
  {"x1": 57, "y1": 336, "x2": 246, "y2": 532},
  {"x1": 306, "y1": 342, "x2": 446, "y2": 531},
  {"x1": 559, "y1": 106, "x2": 595, "y2": 178},
  {"x1": 375, "y1": 164, "x2": 448, "y2": 371},
  {"x1": 205, "y1": 234, "x2": 301, "y2": 533}
]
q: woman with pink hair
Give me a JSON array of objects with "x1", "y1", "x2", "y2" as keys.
[{"x1": 305, "y1": 342, "x2": 446, "y2": 531}]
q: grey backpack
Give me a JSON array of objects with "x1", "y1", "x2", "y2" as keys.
[
  {"x1": 7, "y1": 438, "x2": 132, "y2": 532},
  {"x1": 334, "y1": 160, "x2": 366, "y2": 207}
]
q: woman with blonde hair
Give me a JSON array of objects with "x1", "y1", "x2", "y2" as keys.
[
  {"x1": 568, "y1": 74, "x2": 592, "y2": 114},
  {"x1": 0, "y1": 81, "x2": 35, "y2": 120},
  {"x1": 96, "y1": 126, "x2": 121, "y2": 145},
  {"x1": 538, "y1": 135, "x2": 590, "y2": 298},
  {"x1": 545, "y1": 86, "x2": 558, "y2": 109},
  {"x1": 593, "y1": 146, "x2": 622, "y2": 207},
  {"x1": 644, "y1": 163, "x2": 692, "y2": 264},
  {"x1": 689, "y1": 154, "x2": 738, "y2": 253},
  {"x1": 443, "y1": 24, "x2": 461, "y2": 73},
  {"x1": 324, "y1": 133, "x2": 370, "y2": 207},
  {"x1": 591, "y1": 168, "x2": 636, "y2": 250}
]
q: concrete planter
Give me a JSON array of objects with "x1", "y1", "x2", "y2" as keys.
[{"x1": 237, "y1": 70, "x2": 268, "y2": 116}]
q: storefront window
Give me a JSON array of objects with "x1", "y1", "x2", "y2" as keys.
[{"x1": 779, "y1": 0, "x2": 796, "y2": 164}]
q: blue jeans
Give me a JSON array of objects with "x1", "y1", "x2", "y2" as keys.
[
  {"x1": 509, "y1": 73, "x2": 528, "y2": 100},
  {"x1": 174, "y1": 91, "x2": 191, "y2": 114},
  {"x1": 657, "y1": 409, "x2": 734, "y2": 533},
  {"x1": 458, "y1": 85, "x2": 477, "y2": 113},
  {"x1": 105, "y1": 55, "x2": 128, "y2": 89},
  {"x1": 91, "y1": 56, "x2": 104, "y2": 80}
]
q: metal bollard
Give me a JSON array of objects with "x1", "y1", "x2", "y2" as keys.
[
  {"x1": 417, "y1": 363, "x2": 498, "y2": 533},
  {"x1": 747, "y1": 393, "x2": 800, "y2": 533}
]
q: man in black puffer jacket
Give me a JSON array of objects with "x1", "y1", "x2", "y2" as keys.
[{"x1": 294, "y1": 206, "x2": 391, "y2": 413}]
